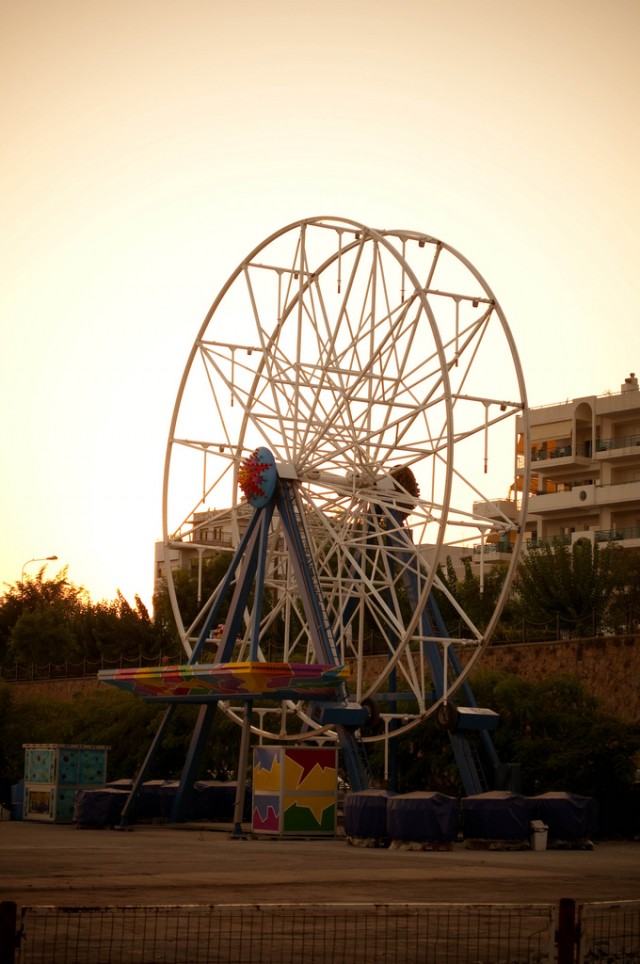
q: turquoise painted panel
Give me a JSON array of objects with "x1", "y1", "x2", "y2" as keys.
[{"x1": 58, "y1": 748, "x2": 80, "y2": 784}]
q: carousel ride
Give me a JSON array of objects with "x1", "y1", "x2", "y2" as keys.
[{"x1": 99, "y1": 216, "x2": 530, "y2": 827}]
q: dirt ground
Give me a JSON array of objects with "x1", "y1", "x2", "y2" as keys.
[{"x1": 1, "y1": 820, "x2": 640, "y2": 908}]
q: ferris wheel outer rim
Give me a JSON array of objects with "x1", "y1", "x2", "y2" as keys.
[{"x1": 160, "y1": 216, "x2": 531, "y2": 738}]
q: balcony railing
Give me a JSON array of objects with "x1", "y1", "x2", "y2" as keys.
[
  {"x1": 596, "y1": 525, "x2": 640, "y2": 543},
  {"x1": 526, "y1": 527, "x2": 640, "y2": 548},
  {"x1": 531, "y1": 440, "x2": 573, "y2": 461},
  {"x1": 530, "y1": 480, "x2": 594, "y2": 496},
  {"x1": 185, "y1": 532, "x2": 233, "y2": 547},
  {"x1": 528, "y1": 432, "x2": 640, "y2": 463},
  {"x1": 472, "y1": 543, "x2": 514, "y2": 556},
  {"x1": 596, "y1": 433, "x2": 640, "y2": 452},
  {"x1": 529, "y1": 441, "x2": 597, "y2": 462}
]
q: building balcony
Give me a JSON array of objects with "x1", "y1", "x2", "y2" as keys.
[
  {"x1": 527, "y1": 440, "x2": 592, "y2": 471},
  {"x1": 531, "y1": 440, "x2": 573, "y2": 461},
  {"x1": 526, "y1": 433, "x2": 640, "y2": 470},
  {"x1": 528, "y1": 484, "x2": 595, "y2": 514},
  {"x1": 187, "y1": 532, "x2": 233, "y2": 548},
  {"x1": 595, "y1": 524, "x2": 640, "y2": 546},
  {"x1": 472, "y1": 498, "x2": 520, "y2": 523},
  {"x1": 471, "y1": 542, "x2": 513, "y2": 560},
  {"x1": 528, "y1": 479, "x2": 640, "y2": 516},
  {"x1": 595, "y1": 432, "x2": 640, "y2": 458}
]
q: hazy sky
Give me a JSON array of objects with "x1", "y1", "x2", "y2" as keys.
[{"x1": 2, "y1": 0, "x2": 639, "y2": 608}]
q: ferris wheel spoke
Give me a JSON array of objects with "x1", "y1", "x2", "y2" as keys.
[
  {"x1": 167, "y1": 443, "x2": 236, "y2": 539},
  {"x1": 293, "y1": 274, "x2": 382, "y2": 463},
  {"x1": 162, "y1": 217, "x2": 529, "y2": 747},
  {"x1": 242, "y1": 271, "x2": 298, "y2": 460}
]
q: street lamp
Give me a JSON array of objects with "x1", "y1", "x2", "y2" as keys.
[{"x1": 21, "y1": 555, "x2": 58, "y2": 581}]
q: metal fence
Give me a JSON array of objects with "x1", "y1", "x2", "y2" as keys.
[
  {"x1": 0, "y1": 652, "x2": 182, "y2": 683},
  {"x1": 4, "y1": 899, "x2": 638, "y2": 963},
  {"x1": 3, "y1": 631, "x2": 640, "y2": 683},
  {"x1": 4, "y1": 900, "x2": 560, "y2": 964},
  {"x1": 578, "y1": 900, "x2": 640, "y2": 963}
]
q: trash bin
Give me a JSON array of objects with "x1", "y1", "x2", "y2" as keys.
[{"x1": 530, "y1": 819, "x2": 548, "y2": 851}]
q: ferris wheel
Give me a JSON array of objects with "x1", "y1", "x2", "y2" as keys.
[{"x1": 155, "y1": 216, "x2": 529, "y2": 777}]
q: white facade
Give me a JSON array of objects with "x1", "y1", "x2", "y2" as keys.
[
  {"x1": 154, "y1": 508, "x2": 241, "y2": 590},
  {"x1": 517, "y1": 373, "x2": 640, "y2": 549}
]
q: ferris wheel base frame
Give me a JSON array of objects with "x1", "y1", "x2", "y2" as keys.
[{"x1": 108, "y1": 475, "x2": 502, "y2": 828}]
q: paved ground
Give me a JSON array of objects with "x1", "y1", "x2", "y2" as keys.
[{"x1": 1, "y1": 821, "x2": 640, "y2": 908}]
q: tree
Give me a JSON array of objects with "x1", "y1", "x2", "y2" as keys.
[
  {"x1": 1, "y1": 568, "x2": 87, "y2": 665},
  {"x1": 75, "y1": 592, "x2": 173, "y2": 663},
  {"x1": 0, "y1": 571, "x2": 169, "y2": 668},
  {"x1": 9, "y1": 608, "x2": 81, "y2": 666},
  {"x1": 511, "y1": 539, "x2": 616, "y2": 637},
  {"x1": 0, "y1": 683, "x2": 242, "y2": 799},
  {"x1": 606, "y1": 548, "x2": 640, "y2": 633},
  {"x1": 434, "y1": 556, "x2": 513, "y2": 639},
  {"x1": 471, "y1": 669, "x2": 640, "y2": 798}
]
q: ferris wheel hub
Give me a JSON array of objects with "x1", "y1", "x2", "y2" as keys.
[{"x1": 238, "y1": 447, "x2": 277, "y2": 507}]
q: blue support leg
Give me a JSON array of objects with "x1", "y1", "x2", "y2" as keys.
[
  {"x1": 170, "y1": 703, "x2": 219, "y2": 822},
  {"x1": 118, "y1": 704, "x2": 178, "y2": 827}
]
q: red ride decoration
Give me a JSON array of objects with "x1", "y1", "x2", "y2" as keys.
[
  {"x1": 238, "y1": 450, "x2": 270, "y2": 502},
  {"x1": 238, "y1": 447, "x2": 277, "y2": 507}
]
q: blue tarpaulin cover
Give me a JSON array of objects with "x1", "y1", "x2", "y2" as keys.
[
  {"x1": 135, "y1": 780, "x2": 180, "y2": 819},
  {"x1": 462, "y1": 791, "x2": 530, "y2": 840},
  {"x1": 387, "y1": 792, "x2": 458, "y2": 842},
  {"x1": 74, "y1": 788, "x2": 128, "y2": 827},
  {"x1": 76, "y1": 780, "x2": 250, "y2": 825},
  {"x1": 343, "y1": 789, "x2": 396, "y2": 839},
  {"x1": 528, "y1": 792, "x2": 596, "y2": 840},
  {"x1": 194, "y1": 781, "x2": 250, "y2": 821}
]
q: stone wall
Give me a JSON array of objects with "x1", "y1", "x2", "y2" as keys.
[
  {"x1": 355, "y1": 636, "x2": 640, "y2": 724},
  {"x1": 4, "y1": 634, "x2": 640, "y2": 722},
  {"x1": 7, "y1": 677, "x2": 105, "y2": 703},
  {"x1": 479, "y1": 636, "x2": 640, "y2": 722}
]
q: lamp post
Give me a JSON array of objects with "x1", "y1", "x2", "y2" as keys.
[{"x1": 21, "y1": 555, "x2": 58, "y2": 581}]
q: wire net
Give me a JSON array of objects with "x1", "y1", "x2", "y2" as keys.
[
  {"x1": 579, "y1": 900, "x2": 640, "y2": 963},
  {"x1": 18, "y1": 902, "x2": 556, "y2": 964}
]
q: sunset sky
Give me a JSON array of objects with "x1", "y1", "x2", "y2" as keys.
[{"x1": 2, "y1": 0, "x2": 639, "y2": 609}]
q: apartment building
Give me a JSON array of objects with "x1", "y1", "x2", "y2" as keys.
[
  {"x1": 156, "y1": 373, "x2": 640, "y2": 591},
  {"x1": 518, "y1": 372, "x2": 640, "y2": 549}
]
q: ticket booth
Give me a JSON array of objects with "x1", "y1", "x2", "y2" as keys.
[{"x1": 23, "y1": 744, "x2": 109, "y2": 823}]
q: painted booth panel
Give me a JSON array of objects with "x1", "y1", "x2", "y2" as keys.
[
  {"x1": 252, "y1": 746, "x2": 337, "y2": 836},
  {"x1": 24, "y1": 747, "x2": 56, "y2": 785}
]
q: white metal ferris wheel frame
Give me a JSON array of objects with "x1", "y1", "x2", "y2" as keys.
[{"x1": 161, "y1": 216, "x2": 531, "y2": 744}]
